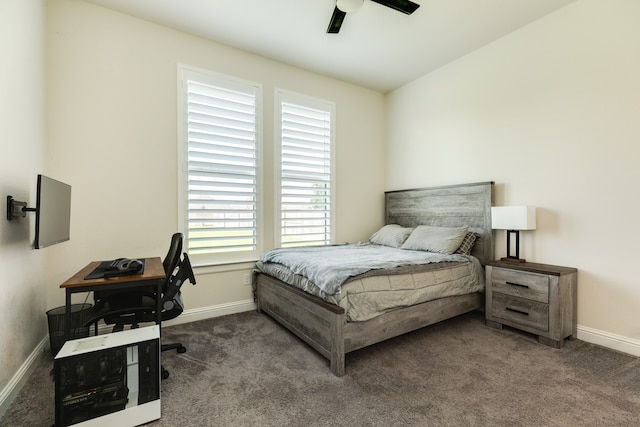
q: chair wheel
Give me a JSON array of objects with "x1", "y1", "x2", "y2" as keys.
[
  {"x1": 161, "y1": 367, "x2": 169, "y2": 380},
  {"x1": 177, "y1": 346, "x2": 187, "y2": 353}
]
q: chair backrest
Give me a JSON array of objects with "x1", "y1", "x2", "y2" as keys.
[
  {"x1": 163, "y1": 232, "x2": 183, "y2": 277},
  {"x1": 161, "y1": 253, "x2": 196, "y2": 320}
]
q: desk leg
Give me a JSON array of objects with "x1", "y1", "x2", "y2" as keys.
[
  {"x1": 156, "y1": 279, "x2": 169, "y2": 380},
  {"x1": 156, "y1": 279, "x2": 162, "y2": 327},
  {"x1": 64, "y1": 289, "x2": 71, "y2": 342}
]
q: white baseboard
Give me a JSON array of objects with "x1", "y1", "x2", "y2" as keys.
[
  {"x1": 577, "y1": 325, "x2": 640, "y2": 357},
  {"x1": 163, "y1": 298, "x2": 256, "y2": 327},
  {"x1": 0, "y1": 337, "x2": 48, "y2": 420}
]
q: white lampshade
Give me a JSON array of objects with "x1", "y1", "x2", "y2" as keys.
[
  {"x1": 491, "y1": 206, "x2": 536, "y2": 230},
  {"x1": 337, "y1": 0, "x2": 364, "y2": 13}
]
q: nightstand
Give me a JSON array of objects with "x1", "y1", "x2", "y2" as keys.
[{"x1": 485, "y1": 260, "x2": 577, "y2": 348}]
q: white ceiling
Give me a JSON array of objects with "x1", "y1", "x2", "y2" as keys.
[{"x1": 82, "y1": 0, "x2": 576, "y2": 93}]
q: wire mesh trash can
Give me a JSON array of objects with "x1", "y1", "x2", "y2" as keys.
[{"x1": 46, "y1": 303, "x2": 92, "y2": 356}]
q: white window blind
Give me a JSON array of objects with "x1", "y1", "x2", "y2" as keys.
[
  {"x1": 278, "y1": 92, "x2": 335, "y2": 247},
  {"x1": 181, "y1": 68, "x2": 262, "y2": 262}
]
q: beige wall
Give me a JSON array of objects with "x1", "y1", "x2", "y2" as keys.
[
  {"x1": 0, "y1": 0, "x2": 47, "y2": 397},
  {"x1": 45, "y1": 1, "x2": 386, "y2": 311},
  {"x1": 387, "y1": 0, "x2": 640, "y2": 348}
]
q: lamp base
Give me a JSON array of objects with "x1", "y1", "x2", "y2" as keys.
[
  {"x1": 499, "y1": 257, "x2": 526, "y2": 263},
  {"x1": 502, "y1": 231, "x2": 526, "y2": 263}
]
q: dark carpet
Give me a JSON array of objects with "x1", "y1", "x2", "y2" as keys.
[{"x1": 2, "y1": 310, "x2": 639, "y2": 426}]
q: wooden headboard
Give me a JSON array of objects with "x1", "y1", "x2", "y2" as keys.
[{"x1": 385, "y1": 181, "x2": 494, "y2": 266}]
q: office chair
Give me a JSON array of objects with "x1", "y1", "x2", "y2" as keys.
[
  {"x1": 85, "y1": 234, "x2": 197, "y2": 379},
  {"x1": 89, "y1": 232, "x2": 184, "y2": 331}
]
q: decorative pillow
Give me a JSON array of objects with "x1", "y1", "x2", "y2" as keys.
[
  {"x1": 369, "y1": 224, "x2": 414, "y2": 248},
  {"x1": 401, "y1": 225, "x2": 468, "y2": 255},
  {"x1": 455, "y1": 232, "x2": 480, "y2": 255}
]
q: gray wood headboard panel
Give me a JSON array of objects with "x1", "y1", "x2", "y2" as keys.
[{"x1": 385, "y1": 181, "x2": 494, "y2": 266}]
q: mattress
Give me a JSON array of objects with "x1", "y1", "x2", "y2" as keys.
[{"x1": 255, "y1": 245, "x2": 485, "y2": 322}]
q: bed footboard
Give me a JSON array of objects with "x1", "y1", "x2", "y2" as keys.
[{"x1": 256, "y1": 273, "x2": 347, "y2": 376}]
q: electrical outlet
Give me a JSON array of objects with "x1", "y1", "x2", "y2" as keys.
[{"x1": 243, "y1": 273, "x2": 251, "y2": 286}]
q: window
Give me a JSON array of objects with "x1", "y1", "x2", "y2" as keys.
[
  {"x1": 178, "y1": 65, "x2": 262, "y2": 265},
  {"x1": 276, "y1": 90, "x2": 335, "y2": 247}
]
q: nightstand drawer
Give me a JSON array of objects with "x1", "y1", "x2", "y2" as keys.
[
  {"x1": 491, "y1": 292, "x2": 549, "y2": 331},
  {"x1": 490, "y1": 268, "x2": 549, "y2": 303}
]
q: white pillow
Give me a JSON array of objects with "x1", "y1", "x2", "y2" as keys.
[
  {"x1": 401, "y1": 225, "x2": 468, "y2": 254},
  {"x1": 369, "y1": 224, "x2": 414, "y2": 248}
]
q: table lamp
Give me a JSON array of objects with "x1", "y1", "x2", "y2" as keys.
[{"x1": 491, "y1": 206, "x2": 536, "y2": 262}]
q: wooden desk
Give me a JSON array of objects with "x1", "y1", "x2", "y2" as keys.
[{"x1": 60, "y1": 257, "x2": 165, "y2": 341}]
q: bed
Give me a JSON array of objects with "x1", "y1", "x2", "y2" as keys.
[{"x1": 254, "y1": 181, "x2": 494, "y2": 376}]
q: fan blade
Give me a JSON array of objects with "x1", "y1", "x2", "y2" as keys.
[
  {"x1": 327, "y1": 6, "x2": 347, "y2": 33},
  {"x1": 370, "y1": 0, "x2": 420, "y2": 15}
]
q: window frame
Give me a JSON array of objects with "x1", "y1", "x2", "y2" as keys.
[
  {"x1": 177, "y1": 64, "x2": 264, "y2": 266},
  {"x1": 274, "y1": 88, "x2": 336, "y2": 248}
]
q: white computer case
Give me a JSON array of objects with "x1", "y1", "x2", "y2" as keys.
[{"x1": 54, "y1": 326, "x2": 161, "y2": 426}]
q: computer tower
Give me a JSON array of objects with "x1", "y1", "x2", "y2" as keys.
[{"x1": 54, "y1": 326, "x2": 160, "y2": 426}]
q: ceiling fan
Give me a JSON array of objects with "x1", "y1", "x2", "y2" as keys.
[{"x1": 327, "y1": 0, "x2": 420, "y2": 34}]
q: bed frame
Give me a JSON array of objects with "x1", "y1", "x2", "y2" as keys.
[{"x1": 255, "y1": 181, "x2": 494, "y2": 376}]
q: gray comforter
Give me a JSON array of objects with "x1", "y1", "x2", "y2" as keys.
[{"x1": 257, "y1": 243, "x2": 471, "y2": 296}]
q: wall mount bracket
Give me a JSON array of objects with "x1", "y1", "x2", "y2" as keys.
[{"x1": 6, "y1": 195, "x2": 36, "y2": 221}]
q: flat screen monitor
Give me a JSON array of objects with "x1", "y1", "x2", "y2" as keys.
[{"x1": 35, "y1": 174, "x2": 72, "y2": 249}]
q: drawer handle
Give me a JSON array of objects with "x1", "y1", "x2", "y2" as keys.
[
  {"x1": 506, "y1": 307, "x2": 529, "y2": 316},
  {"x1": 506, "y1": 281, "x2": 529, "y2": 289}
]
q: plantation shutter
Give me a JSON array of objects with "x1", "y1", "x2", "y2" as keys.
[
  {"x1": 280, "y1": 99, "x2": 333, "y2": 247},
  {"x1": 186, "y1": 79, "x2": 259, "y2": 256}
]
